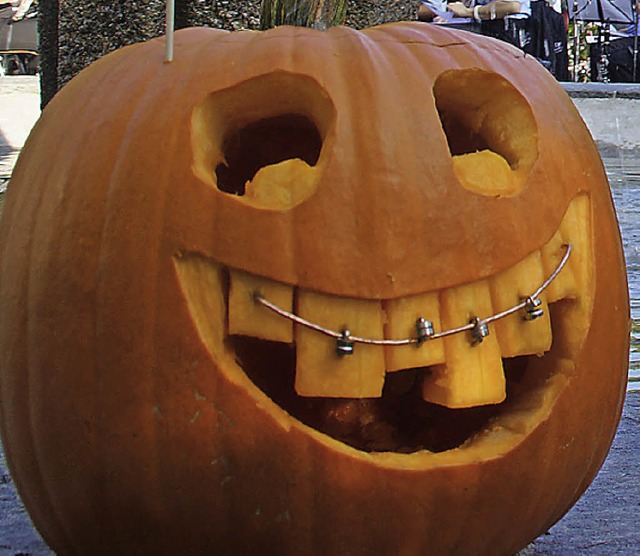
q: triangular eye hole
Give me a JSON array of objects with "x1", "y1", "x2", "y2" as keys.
[
  {"x1": 434, "y1": 69, "x2": 538, "y2": 197},
  {"x1": 192, "y1": 72, "x2": 335, "y2": 210}
]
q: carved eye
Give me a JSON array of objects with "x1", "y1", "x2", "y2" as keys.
[
  {"x1": 434, "y1": 69, "x2": 538, "y2": 197},
  {"x1": 192, "y1": 72, "x2": 335, "y2": 210}
]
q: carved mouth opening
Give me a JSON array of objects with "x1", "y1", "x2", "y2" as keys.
[
  {"x1": 174, "y1": 195, "x2": 592, "y2": 455},
  {"x1": 231, "y1": 337, "x2": 542, "y2": 453}
]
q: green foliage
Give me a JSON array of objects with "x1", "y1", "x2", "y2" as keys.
[
  {"x1": 260, "y1": 0, "x2": 348, "y2": 30},
  {"x1": 568, "y1": 22, "x2": 601, "y2": 82}
]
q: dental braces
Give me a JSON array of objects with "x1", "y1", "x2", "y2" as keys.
[{"x1": 254, "y1": 244, "x2": 572, "y2": 356}]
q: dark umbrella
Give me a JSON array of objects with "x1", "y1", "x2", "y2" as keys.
[
  {"x1": 568, "y1": 0, "x2": 634, "y2": 23},
  {"x1": 568, "y1": 0, "x2": 638, "y2": 81}
]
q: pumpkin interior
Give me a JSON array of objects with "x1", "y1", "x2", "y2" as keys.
[
  {"x1": 214, "y1": 114, "x2": 322, "y2": 195},
  {"x1": 230, "y1": 337, "x2": 532, "y2": 453}
]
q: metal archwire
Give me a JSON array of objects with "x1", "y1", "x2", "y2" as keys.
[{"x1": 253, "y1": 244, "x2": 572, "y2": 356}]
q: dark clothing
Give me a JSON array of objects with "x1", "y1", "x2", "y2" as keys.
[
  {"x1": 529, "y1": 0, "x2": 569, "y2": 80},
  {"x1": 590, "y1": 36, "x2": 640, "y2": 82},
  {"x1": 481, "y1": 3, "x2": 570, "y2": 80},
  {"x1": 600, "y1": 36, "x2": 640, "y2": 82},
  {"x1": 481, "y1": 17, "x2": 533, "y2": 52}
]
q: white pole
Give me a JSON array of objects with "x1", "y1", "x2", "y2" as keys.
[{"x1": 165, "y1": 0, "x2": 175, "y2": 63}]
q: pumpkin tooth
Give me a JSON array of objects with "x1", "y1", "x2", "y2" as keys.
[
  {"x1": 559, "y1": 194, "x2": 593, "y2": 311},
  {"x1": 422, "y1": 280, "x2": 506, "y2": 408},
  {"x1": 295, "y1": 290, "x2": 386, "y2": 398},
  {"x1": 383, "y1": 292, "x2": 445, "y2": 372},
  {"x1": 173, "y1": 256, "x2": 232, "y2": 362},
  {"x1": 540, "y1": 230, "x2": 578, "y2": 302},
  {"x1": 228, "y1": 269, "x2": 294, "y2": 343},
  {"x1": 557, "y1": 194, "x2": 594, "y2": 354},
  {"x1": 489, "y1": 251, "x2": 552, "y2": 358}
]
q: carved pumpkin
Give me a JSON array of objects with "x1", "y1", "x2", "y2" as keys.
[{"x1": 0, "y1": 22, "x2": 629, "y2": 555}]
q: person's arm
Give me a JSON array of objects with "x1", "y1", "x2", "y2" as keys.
[
  {"x1": 447, "y1": 0, "x2": 521, "y2": 20},
  {"x1": 11, "y1": 0, "x2": 33, "y2": 21},
  {"x1": 418, "y1": 4, "x2": 437, "y2": 21}
]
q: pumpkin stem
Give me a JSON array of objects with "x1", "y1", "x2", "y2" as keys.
[{"x1": 259, "y1": 0, "x2": 348, "y2": 30}]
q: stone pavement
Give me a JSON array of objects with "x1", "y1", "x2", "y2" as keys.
[{"x1": 0, "y1": 75, "x2": 40, "y2": 192}]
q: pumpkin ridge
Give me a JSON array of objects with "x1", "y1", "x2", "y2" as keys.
[
  {"x1": 92, "y1": 48, "x2": 204, "y2": 540},
  {"x1": 1, "y1": 45, "x2": 149, "y2": 555}
]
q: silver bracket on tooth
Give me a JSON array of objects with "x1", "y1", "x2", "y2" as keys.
[
  {"x1": 470, "y1": 317, "x2": 490, "y2": 345},
  {"x1": 523, "y1": 296, "x2": 544, "y2": 321},
  {"x1": 416, "y1": 317, "x2": 435, "y2": 345},
  {"x1": 336, "y1": 330, "x2": 355, "y2": 356}
]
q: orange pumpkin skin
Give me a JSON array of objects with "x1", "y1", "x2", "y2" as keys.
[{"x1": 0, "y1": 23, "x2": 630, "y2": 555}]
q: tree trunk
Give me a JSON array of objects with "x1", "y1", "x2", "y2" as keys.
[
  {"x1": 260, "y1": 0, "x2": 348, "y2": 30},
  {"x1": 38, "y1": 0, "x2": 59, "y2": 109}
]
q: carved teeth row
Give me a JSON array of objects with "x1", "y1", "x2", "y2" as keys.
[{"x1": 226, "y1": 196, "x2": 589, "y2": 408}]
